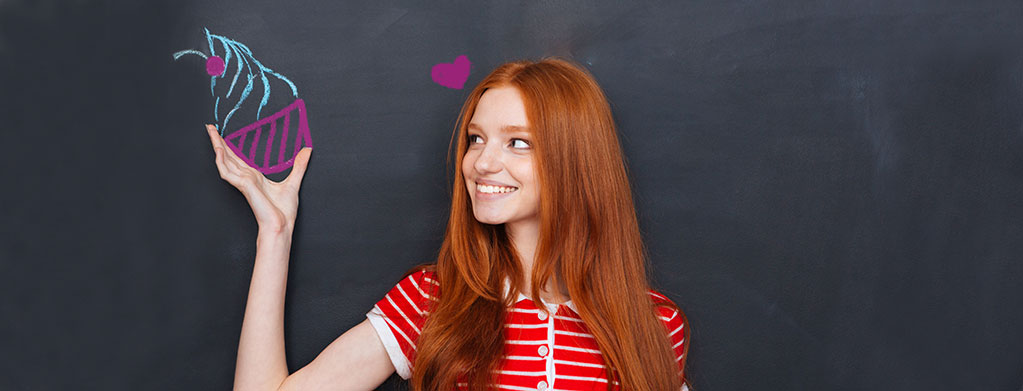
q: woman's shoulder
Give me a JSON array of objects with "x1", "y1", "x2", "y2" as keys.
[
  {"x1": 396, "y1": 264, "x2": 440, "y2": 296},
  {"x1": 402, "y1": 263, "x2": 438, "y2": 279},
  {"x1": 646, "y1": 289, "x2": 680, "y2": 309},
  {"x1": 646, "y1": 289, "x2": 688, "y2": 328},
  {"x1": 647, "y1": 289, "x2": 689, "y2": 369}
]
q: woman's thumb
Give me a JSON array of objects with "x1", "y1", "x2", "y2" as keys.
[{"x1": 286, "y1": 147, "x2": 313, "y2": 187}]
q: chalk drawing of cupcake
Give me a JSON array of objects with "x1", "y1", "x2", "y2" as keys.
[{"x1": 174, "y1": 28, "x2": 312, "y2": 175}]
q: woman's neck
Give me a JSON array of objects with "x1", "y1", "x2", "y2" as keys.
[
  {"x1": 506, "y1": 219, "x2": 538, "y2": 273},
  {"x1": 506, "y1": 219, "x2": 570, "y2": 304}
]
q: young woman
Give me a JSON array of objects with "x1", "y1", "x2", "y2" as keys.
[{"x1": 208, "y1": 57, "x2": 690, "y2": 391}]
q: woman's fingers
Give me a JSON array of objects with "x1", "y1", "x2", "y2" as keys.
[
  {"x1": 207, "y1": 125, "x2": 249, "y2": 168},
  {"x1": 207, "y1": 125, "x2": 257, "y2": 180},
  {"x1": 208, "y1": 127, "x2": 231, "y2": 176},
  {"x1": 285, "y1": 147, "x2": 313, "y2": 189},
  {"x1": 207, "y1": 125, "x2": 311, "y2": 200},
  {"x1": 214, "y1": 146, "x2": 242, "y2": 184},
  {"x1": 206, "y1": 124, "x2": 222, "y2": 147},
  {"x1": 207, "y1": 125, "x2": 250, "y2": 186}
]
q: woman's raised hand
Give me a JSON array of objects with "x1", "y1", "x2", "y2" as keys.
[{"x1": 206, "y1": 124, "x2": 312, "y2": 232}]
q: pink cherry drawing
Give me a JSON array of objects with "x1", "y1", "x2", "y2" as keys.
[
  {"x1": 431, "y1": 55, "x2": 471, "y2": 89},
  {"x1": 206, "y1": 56, "x2": 225, "y2": 76}
]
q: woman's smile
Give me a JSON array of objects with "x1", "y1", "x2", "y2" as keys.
[{"x1": 474, "y1": 183, "x2": 518, "y2": 200}]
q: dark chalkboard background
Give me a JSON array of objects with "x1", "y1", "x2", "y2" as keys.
[{"x1": 2, "y1": 0, "x2": 1022, "y2": 390}]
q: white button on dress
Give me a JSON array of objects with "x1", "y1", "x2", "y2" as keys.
[
  {"x1": 537, "y1": 345, "x2": 549, "y2": 357},
  {"x1": 537, "y1": 311, "x2": 548, "y2": 321},
  {"x1": 537, "y1": 380, "x2": 548, "y2": 391}
]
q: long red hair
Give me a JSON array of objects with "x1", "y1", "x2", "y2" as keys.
[{"x1": 409, "y1": 57, "x2": 688, "y2": 390}]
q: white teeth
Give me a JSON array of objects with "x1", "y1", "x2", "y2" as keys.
[{"x1": 477, "y1": 184, "x2": 517, "y2": 194}]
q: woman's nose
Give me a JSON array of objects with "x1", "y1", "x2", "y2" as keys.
[{"x1": 474, "y1": 144, "x2": 502, "y2": 173}]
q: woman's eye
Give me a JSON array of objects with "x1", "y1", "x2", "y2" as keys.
[
  {"x1": 468, "y1": 135, "x2": 483, "y2": 144},
  {"x1": 511, "y1": 139, "x2": 531, "y2": 149}
]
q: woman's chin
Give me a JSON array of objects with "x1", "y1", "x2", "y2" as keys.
[
  {"x1": 475, "y1": 218, "x2": 506, "y2": 226},
  {"x1": 472, "y1": 212, "x2": 507, "y2": 225}
]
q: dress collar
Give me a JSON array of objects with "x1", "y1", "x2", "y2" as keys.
[{"x1": 503, "y1": 277, "x2": 578, "y2": 313}]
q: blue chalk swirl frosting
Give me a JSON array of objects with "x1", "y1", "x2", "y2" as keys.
[{"x1": 174, "y1": 28, "x2": 299, "y2": 136}]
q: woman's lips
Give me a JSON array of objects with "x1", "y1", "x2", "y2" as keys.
[{"x1": 475, "y1": 178, "x2": 515, "y2": 187}]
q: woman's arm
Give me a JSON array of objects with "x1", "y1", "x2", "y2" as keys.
[
  {"x1": 231, "y1": 226, "x2": 292, "y2": 391},
  {"x1": 234, "y1": 227, "x2": 395, "y2": 391},
  {"x1": 205, "y1": 126, "x2": 395, "y2": 391},
  {"x1": 277, "y1": 319, "x2": 395, "y2": 390}
]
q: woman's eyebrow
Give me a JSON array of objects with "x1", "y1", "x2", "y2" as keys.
[{"x1": 467, "y1": 123, "x2": 531, "y2": 133}]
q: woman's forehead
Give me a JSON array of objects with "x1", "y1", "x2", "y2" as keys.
[{"x1": 471, "y1": 87, "x2": 530, "y2": 128}]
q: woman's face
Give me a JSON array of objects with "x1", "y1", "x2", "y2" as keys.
[{"x1": 462, "y1": 85, "x2": 540, "y2": 228}]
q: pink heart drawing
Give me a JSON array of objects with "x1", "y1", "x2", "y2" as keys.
[{"x1": 431, "y1": 55, "x2": 471, "y2": 89}]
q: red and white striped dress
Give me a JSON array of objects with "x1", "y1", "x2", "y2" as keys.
[{"x1": 366, "y1": 269, "x2": 689, "y2": 390}]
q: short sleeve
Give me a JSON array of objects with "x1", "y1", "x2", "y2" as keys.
[
  {"x1": 648, "y1": 290, "x2": 690, "y2": 387},
  {"x1": 366, "y1": 269, "x2": 439, "y2": 379}
]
